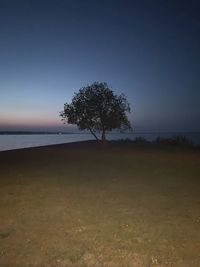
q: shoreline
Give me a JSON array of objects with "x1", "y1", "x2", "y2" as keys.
[
  {"x1": 0, "y1": 140, "x2": 97, "y2": 154},
  {"x1": 0, "y1": 139, "x2": 199, "y2": 156},
  {"x1": 0, "y1": 132, "x2": 200, "y2": 152}
]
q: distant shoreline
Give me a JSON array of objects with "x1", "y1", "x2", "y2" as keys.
[
  {"x1": 0, "y1": 131, "x2": 199, "y2": 135},
  {"x1": 0, "y1": 131, "x2": 77, "y2": 135}
]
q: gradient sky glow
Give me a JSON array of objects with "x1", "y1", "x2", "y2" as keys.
[{"x1": 0, "y1": 0, "x2": 200, "y2": 132}]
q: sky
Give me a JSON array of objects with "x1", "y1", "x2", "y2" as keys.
[{"x1": 0, "y1": 0, "x2": 200, "y2": 132}]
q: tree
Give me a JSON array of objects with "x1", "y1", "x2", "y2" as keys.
[{"x1": 60, "y1": 82, "x2": 132, "y2": 142}]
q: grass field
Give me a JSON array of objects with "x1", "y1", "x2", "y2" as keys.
[{"x1": 0, "y1": 141, "x2": 200, "y2": 267}]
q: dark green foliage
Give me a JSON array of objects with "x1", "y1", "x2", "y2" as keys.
[
  {"x1": 155, "y1": 135, "x2": 193, "y2": 147},
  {"x1": 60, "y1": 82, "x2": 131, "y2": 141},
  {"x1": 110, "y1": 136, "x2": 196, "y2": 149},
  {"x1": 134, "y1": 137, "x2": 149, "y2": 144}
]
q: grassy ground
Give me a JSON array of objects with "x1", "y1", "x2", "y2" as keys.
[{"x1": 0, "y1": 141, "x2": 200, "y2": 267}]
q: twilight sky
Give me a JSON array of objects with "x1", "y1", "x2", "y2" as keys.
[{"x1": 0, "y1": 0, "x2": 200, "y2": 132}]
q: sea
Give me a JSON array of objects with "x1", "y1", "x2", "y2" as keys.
[{"x1": 0, "y1": 132, "x2": 200, "y2": 151}]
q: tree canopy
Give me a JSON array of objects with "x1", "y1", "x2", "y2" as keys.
[{"x1": 60, "y1": 82, "x2": 131, "y2": 142}]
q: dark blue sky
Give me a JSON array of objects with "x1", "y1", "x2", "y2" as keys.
[{"x1": 0, "y1": 0, "x2": 200, "y2": 132}]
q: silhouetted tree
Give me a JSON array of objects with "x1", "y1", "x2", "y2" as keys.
[{"x1": 60, "y1": 82, "x2": 131, "y2": 142}]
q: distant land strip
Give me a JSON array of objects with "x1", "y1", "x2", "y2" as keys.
[{"x1": 0, "y1": 131, "x2": 77, "y2": 135}]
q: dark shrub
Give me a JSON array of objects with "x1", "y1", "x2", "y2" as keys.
[
  {"x1": 134, "y1": 137, "x2": 148, "y2": 144},
  {"x1": 171, "y1": 135, "x2": 193, "y2": 146},
  {"x1": 155, "y1": 135, "x2": 193, "y2": 147}
]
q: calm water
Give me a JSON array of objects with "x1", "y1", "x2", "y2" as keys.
[{"x1": 0, "y1": 132, "x2": 200, "y2": 151}]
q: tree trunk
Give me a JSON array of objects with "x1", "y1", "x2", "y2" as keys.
[
  {"x1": 101, "y1": 130, "x2": 107, "y2": 144},
  {"x1": 88, "y1": 127, "x2": 99, "y2": 142}
]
